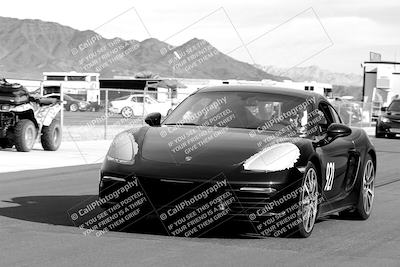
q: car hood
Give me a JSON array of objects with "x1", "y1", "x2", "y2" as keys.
[
  {"x1": 385, "y1": 111, "x2": 400, "y2": 120},
  {"x1": 141, "y1": 126, "x2": 298, "y2": 166},
  {"x1": 111, "y1": 100, "x2": 127, "y2": 104}
]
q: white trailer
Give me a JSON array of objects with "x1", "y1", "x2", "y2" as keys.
[{"x1": 41, "y1": 71, "x2": 100, "y2": 103}]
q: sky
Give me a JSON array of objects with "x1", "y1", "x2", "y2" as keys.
[{"x1": 1, "y1": 0, "x2": 400, "y2": 74}]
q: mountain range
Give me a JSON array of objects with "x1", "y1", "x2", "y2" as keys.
[
  {"x1": 256, "y1": 65, "x2": 363, "y2": 87},
  {"x1": 0, "y1": 16, "x2": 362, "y2": 87},
  {"x1": 0, "y1": 16, "x2": 282, "y2": 81}
]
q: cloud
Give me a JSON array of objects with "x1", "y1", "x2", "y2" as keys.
[{"x1": 323, "y1": 16, "x2": 400, "y2": 46}]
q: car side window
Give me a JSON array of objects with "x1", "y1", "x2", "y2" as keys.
[
  {"x1": 145, "y1": 97, "x2": 153, "y2": 104},
  {"x1": 317, "y1": 102, "x2": 333, "y2": 134}
]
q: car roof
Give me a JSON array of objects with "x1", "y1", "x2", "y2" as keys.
[
  {"x1": 196, "y1": 85, "x2": 325, "y2": 101},
  {"x1": 129, "y1": 94, "x2": 152, "y2": 97}
]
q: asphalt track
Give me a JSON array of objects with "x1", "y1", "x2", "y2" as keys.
[
  {"x1": 1, "y1": 137, "x2": 400, "y2": 266},
  {"x1": 63, "y1": 110, "x2": 136, "y2": 126}
]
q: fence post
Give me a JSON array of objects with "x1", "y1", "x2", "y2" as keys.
[
  {"x1": 104, "y1": 89, "x2": 108, "y2": 140},
  {"x1": 169, "y1": 88, "x2": 173, "y2": 110},
  {"x1": 348, "y1": 111, "x2": 352, "y2": 127},
  {"x1": 142, "y1": 82, "x2": 148, "y2": 125},
  {"x1": 60, "y1": 84, "x2": 64, "y2": 138}
]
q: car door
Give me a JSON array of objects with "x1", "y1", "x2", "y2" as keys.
[
  {"x1": 132, "y1": 96, "x2": 144, "y2": 116},
  {"x1": 143, "y1": 96, "x2": 157, "y2": 114},
  {"x1": 315, "y1": 101, "x2": 354, "y2": 202}
]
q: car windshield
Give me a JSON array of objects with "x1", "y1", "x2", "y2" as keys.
[
  {"x1": 388, "y1": 101, "x2": 400, "y2": 111},
  {"x1": 64, "y1": 94, "x2": 74, "y2": 101},
  {"x1": 163, "y1": 91, "x2": 314, "y2": 131},
  {"x1": 113, "y1": 95, "x2": 130, "y2": 101}
]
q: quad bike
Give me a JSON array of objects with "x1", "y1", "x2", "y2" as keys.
[{"x1": 0, "y1": 79, "x2": 62, "y2": 152}]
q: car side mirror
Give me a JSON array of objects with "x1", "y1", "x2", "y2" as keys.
[
  {"x1": 167, "y1": 108, "x2": 173, "y2": 116},
  {"x1": 145, "y1": 112, "x2": 161, "y2": 126},
  {"x1": 381, "y1": 106, "x2": 387, "y2": 111},
  {"x1": 327, "y1": 123, "x2": 351, "y2": 139}
]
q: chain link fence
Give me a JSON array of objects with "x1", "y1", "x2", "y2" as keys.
[
  {"x1": 330, "y1": 100, "x2": 374, "y2": 128},
  {"x1": 57, "y1": 88, "x2": 376, "y2": 141},
  {"x1": 61, "y1": 88, "x2": 191, "y2": 141}
]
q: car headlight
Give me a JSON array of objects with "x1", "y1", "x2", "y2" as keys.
[
  {"x1": 0, "y1": 104, "x2": 11, "y2": 111},
  {"x1": 79, "y1": 102, "x2": 88, "y2": 108},
  {"x1": 380, "y1": 116, "x2": 390, "y2": 123},
  {"x1": 243, "y1": 143, "x2": 300, "y2": 172},
  {"x1": 106, "y1": 132, "x2": 138, "y2": 164}
]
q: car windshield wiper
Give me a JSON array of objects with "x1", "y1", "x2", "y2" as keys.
[{"x1": 164, "y1": 122, "x2": 199, "y2": 126}]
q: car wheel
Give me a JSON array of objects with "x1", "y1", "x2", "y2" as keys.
[
  {"x1": 121, "y1": 107, "x2": 133, "y2": 118},
  {"x1": 14, "y1": 119, "x2": 37, "y2": 152},
  {"x1": 69, "y1": 103, "x2": 78, "y2": 112},
  {"x1": 295, "y1": 162, "x2": 319, "y2": 238},
  {"x1": 341, "y1": 154, "x2": 375, "y2": 220},
  {"x1": 355, "y1": 155, "x2": 375, "y2": 219},
  {"x1": 375, "y1": 127, "x2": 385, "y2": 138},
  {"x1": 41, "y1": 119, "x2": 62, "y2": 151}
]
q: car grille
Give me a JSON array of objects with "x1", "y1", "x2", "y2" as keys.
[
  {"x1": 139, "y1": 177, "x2": 200, "y2": 207},
  {"x1": 138, "y1": 177, "x2": 289, "y2": 218}
]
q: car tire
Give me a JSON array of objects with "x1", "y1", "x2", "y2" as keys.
[
  {"x1": 294, "y1": 162, "x2": 319, "y2": 238},
  {"x1": 341, "y1": 154, "x2": 375, "y2": 220},
  {"x1": 69, "y1": 103, "x2": 78, "y2": 112},
  {"x1": 375, "y1": 127, "x2": 385, "y2": 138},
  {"x1": 354, "y1": 154, "x2": 375, "y2": 219},
  {"x1": 41, "y1": 119, "x2": 62, "y2": 151},
  {"x1": 121, "y1": 107, "x2": 133, "y2": 118},
  {"x1": 14, "y1": 119, "x2": 37, "y2": 152}
]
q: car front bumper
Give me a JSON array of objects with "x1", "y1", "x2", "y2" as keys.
[
  {"x1": 376, "y1": 120, "x2": 400, "y2": 135},
  {"x1": 108, "y1": 107, "x2": 121, "y2": 114},
  {"x1": 98, "y1": 169, "x2": 303, "y2": 221}
]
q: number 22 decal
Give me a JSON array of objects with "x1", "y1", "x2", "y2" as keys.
[{"x1": 324, "y1": 162, "x2": 335, "y2": 191}]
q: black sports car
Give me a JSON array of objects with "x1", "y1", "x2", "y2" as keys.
[
  {"x1": 99, "y1": 86, "x2": 376, "y2": 238},
  {"x1": 375, "y1": 99, "x2": 400, "y2": 138}
]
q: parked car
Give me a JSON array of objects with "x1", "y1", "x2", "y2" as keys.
[
  {"x1": 99, "y1": 85, "x2": 376, "y2": 238},
  {"x1": 44, "y1": 93, "x2": 90, "y2": 112},
  {"x1": 375, "y1": 99, "x2": 400, "y2": 138},
  {"x1": 109, "y1": 94, "x2": 170, "y2": 118}
]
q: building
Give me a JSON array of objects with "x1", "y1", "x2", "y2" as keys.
[
  {"x1": 99, "y1": 78, "x2": 162, "y2": 102},
  {"x1": 362, "y1": 61, "x2": 400, "y2": 105},
  {"x1": 171, "y1": 78, "x2": 333, "y2": 99},
  {"x1": 362, "y1": 61, "x2": 400, "y2": 120},
  {"x1": 261, "y1": 79, "x2": 333, "y2": 99}
]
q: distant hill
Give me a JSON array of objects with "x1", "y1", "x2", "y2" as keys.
[
  {"x1": 256, "y1": 65, "x2": 363, "y2": 87},
  {"x1": 0, "y1": 16, "x2": 283, "y2": 81}
]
